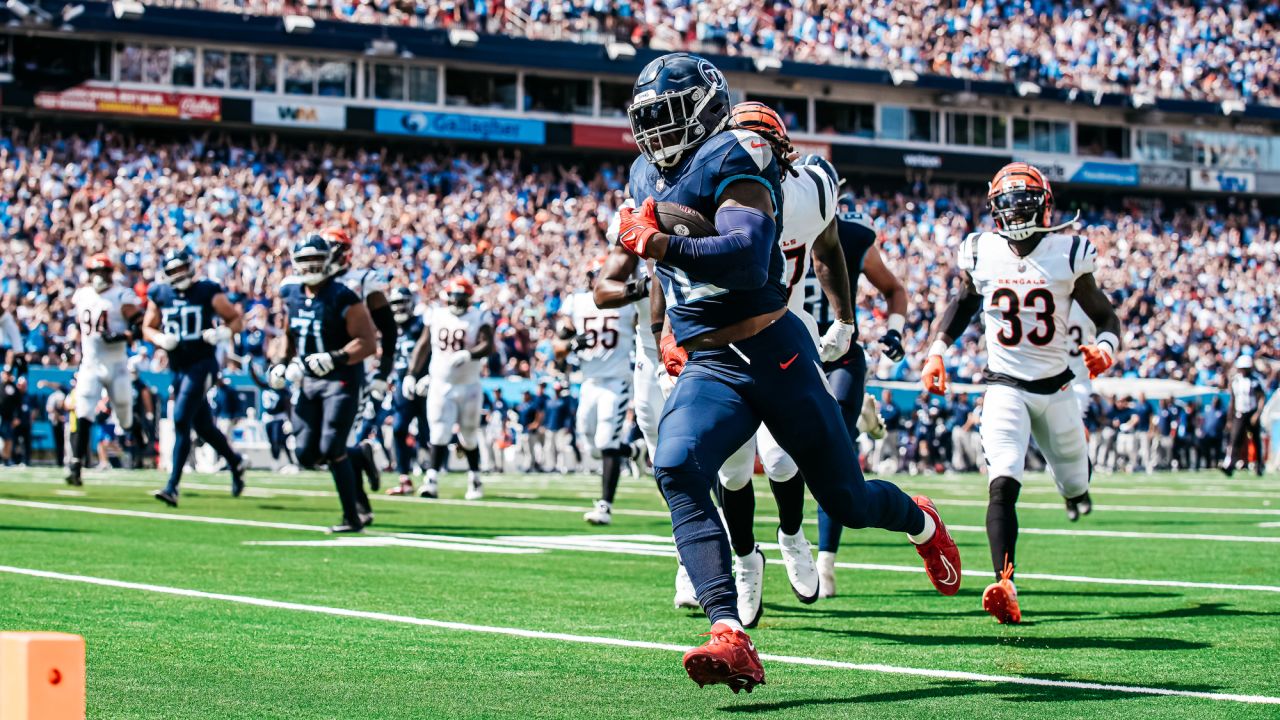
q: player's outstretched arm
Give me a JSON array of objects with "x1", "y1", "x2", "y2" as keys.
[
  {"x1": 592, "y1": 246, "x2": 644, "y2": 310},
  {"x1": 340, "y1": 302, "x2": 377, "y2": 365},
  {"x1": 212, "y1": 294, "x2": 245, "y2": 333},
  {"x1": 470, "y1": 325, "x2": 496, "y2": 359},
  {"x1": 923, "y1": 271, "x2": 982, "y2": 394},
  {"x1": 366, "y1": 290, "x2": 398, "y2": 381},
  {"x1": 1072, "y1": 272, "x2": 1122, "y2": 378},
  {"x1": 812, "y1": 219, "x2": 854, "y2": 323},
  {"x1": 862, "y1": 246, "x2": 909, "y2": 361}
]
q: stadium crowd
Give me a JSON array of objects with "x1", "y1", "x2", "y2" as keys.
[
  {"x1": 148, "y1": 0, "x2": 1280, "y2": 105},
  {"x1": 0, "y1": 124, "x2": 1275, "y2": 472}
]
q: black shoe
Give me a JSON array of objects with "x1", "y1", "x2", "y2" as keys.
[
  {"x1": 1065, "y1": 491, "x2": 1092, "y2": 522},
  {"x1": 152, "y1": 489, "x2": 179, "y2": 508},
  {"x1": 230, "y1": 454, "x2": 247, "y2": 498},
  {"x1": 326, "y1": 520, "x2": 364, "y2": 534},
  {"x1": 1220, "y1": 463, "x2": 1235, "y2": 478},
  {"x1": 360, "y1": 440, "x2": 381, "y2": 492},
  {"x1": 65, "y1": 461, "x2": 82, "y2": 487},
  {"x1": 358, "y1": 512, "x2": 375, "y2": 527}
]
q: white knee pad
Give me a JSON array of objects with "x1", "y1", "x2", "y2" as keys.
[
  {"x1": 756, "y1": 426, "x2": 798, "y2": 482},
  {"x1": 718, "y1": 440, "x2": 756, "y2": 491}
]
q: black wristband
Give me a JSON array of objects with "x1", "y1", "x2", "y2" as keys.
[
  {"x1": 330, "y1": 350, "x2": 350, "y2": 366},
  {"x1": 650, "y1": 321, "x2": 665, "y2": 335},
  {"x1": 623, "y1": 274, "x2": 650, "y2": 302}
]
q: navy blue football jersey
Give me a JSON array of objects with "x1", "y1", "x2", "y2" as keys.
[
  {"x1": 803, "y1": 211, "x2": 877, "y2": 337},
  {"x1": 148, "y1": 279, "x2": 223, "y2": 369},
  {"x1": 281, "y1": 279, "x2": 361, "y2": 377},
  {"x1": 393, "y1": 317, "x2": 424, "y2": 379},
  {"x1": 628, "y1": 129, "x2": 787, "y2": 342}
]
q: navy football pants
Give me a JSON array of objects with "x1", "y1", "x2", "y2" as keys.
[
  {"x1": 817, "y1": 344, "x2": 868, "y2": 554},
  {"x1": 165, "y1": 358, "x2": 238, "y2": 494},
  {"x1": 653, "y1": 312, "x2": 924, "y2": 625},
  {"x1": 294, "y1": 374, "x2": 366, "y2": 524},
  {"x1": 391, "y1": 391, "x2": 428, "y2": 475}
]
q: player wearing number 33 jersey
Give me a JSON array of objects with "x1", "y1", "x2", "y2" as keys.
[{"x1": 922, "y1": 161, "x2": 1122, "y2": 625}]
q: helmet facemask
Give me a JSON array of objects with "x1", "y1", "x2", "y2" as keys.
[
  {"x1": 629, "y1": 85, "x2": 727, "y2": 168},
  {"x1": 89, "y1": 269, "x2": 112, "y2": 293},
  {"x1": 990, "y1": 188, "x2": 1049, "y2": 243},
  {"x1": 160, "y1": 258, "x2": 193, "y2": 291},
  {"x1": 292, "y1": 236, "x2": 331, "y2": 286}
]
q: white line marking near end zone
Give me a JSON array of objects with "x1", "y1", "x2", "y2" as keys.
[
  {"x1": 242, "y1": 538, "x2": 541, "y2": 554},
  {"x1": 0, "y1": 565, "x2": 1276, "y2": 706}
]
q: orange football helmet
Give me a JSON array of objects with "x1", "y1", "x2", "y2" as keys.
[
  {"x1": 446, "y1": 277, "x2": 475, "y2": 315},
  {"x1": 319, "y1": 226, "x2": 352, "y2": 276},
  {"x1": 729, "y1": 101, "x2": 788, "y2": 141},
  {"x1": 86, "y1": 253, "x2": 114, "y2": 271},
  {"x1": 987, "y1": 162, "x2": 1056, "y2": 242}
]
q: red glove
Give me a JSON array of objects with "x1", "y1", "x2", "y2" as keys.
[
  {"x1": 1080, "y1": 343, "x2": 1114, "y2": 379},
  {"x1": 921, "y1": 354, "x2": 948, "y2": 395},
  {"x1": 660, "y1": 332, "x2": 688, "y2": 377},
  {"x1": 617, "y1": 197, "x2": 661, "y2": 258}
]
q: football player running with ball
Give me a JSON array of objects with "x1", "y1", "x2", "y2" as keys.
[
  {"x1": 618, "y1": 52, "x2": 961, "y2": 692},
  {"x1": 269, "y1": 233, "x2": 377, "y2": 533},
  {"x1": 401, "y1": 277, "x2": 494, "y2": 500},
  {"x1": 922, "y1": 162, "x2": 1122, "y2": 624},
  {"x1": 144, "y1": 248, "x2": 248, "y2": 506}
]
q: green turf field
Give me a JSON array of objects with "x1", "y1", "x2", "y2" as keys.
[{"x1": 1, "y1": 466, "x2": 1277, "y2": 719}]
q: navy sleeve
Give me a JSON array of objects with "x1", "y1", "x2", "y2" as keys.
[{"x1": 662, "y1": 205, "x2": 776, "y2": 289}]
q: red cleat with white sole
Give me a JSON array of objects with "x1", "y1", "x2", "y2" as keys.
[
  {"x1": 682, "y1": 622, "x2": 765, "y2": 693},
  {"x1": 912, "y1": 495, "x2": 962, "y2": 595},
  {"x1": 983, "y1": 562, "x2": 1021, "y2": 624}
]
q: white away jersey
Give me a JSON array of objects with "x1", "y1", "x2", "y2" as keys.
[
  {"x1": 632, "y1": 261, "x2": 660, "y2": 366},
  {"x1": 959, "y1": 231, "x2": 1096, "y2": 382},
  {"x1": 425, "y1": 306, "x2": 490, "y2": 385},
  {"x1": 72, "y1": 285, "x2": 139, "y2": 363},
  {"x1": 1066, "y1": 300, "x2": 1096, "y2": 384},
  {"x1": 779, "y1": 165, "x2": 838, "y2": 318},
  {"x1": 564, "y1": 291, "x2": 636, "y2": 381}
]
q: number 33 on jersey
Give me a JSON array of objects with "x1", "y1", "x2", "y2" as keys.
[{"x1": 960, "y1": 230, "x2": 1097, "y2": 382}]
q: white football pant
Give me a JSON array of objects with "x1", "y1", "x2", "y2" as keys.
[
  {"x1": 981, "y1": 383, "x2": 1090, "y2": 499},
  {"x1": 427, "y1": 381, "x2": 483, "y2": 450},
  {"x1": 74, "y1": 360, "x2": 133, "y2": 430},
  {"x1": 577, "y1": 377, "x2": 631, "y2": 458}
]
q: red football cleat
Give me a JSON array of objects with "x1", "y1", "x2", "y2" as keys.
[
  {"x1": 983, "y1": 561, "x2": 1022, "y2": 624},
  {"x1": 682, "y1": 622, "x2": 765, "y2": 694},
  {"x1": 912, "y1": 495, "x2": 962, "y2": 596}
]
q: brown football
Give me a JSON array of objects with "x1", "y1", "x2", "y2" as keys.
[{"x1": 654, "y1": 202, "x2": 718, "y2": 238}]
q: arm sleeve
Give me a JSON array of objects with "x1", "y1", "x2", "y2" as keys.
[
  {"x1": 370, "y1": 302, "x2": 397, "y2": 379},
  {"x1": 661, "y1": 205, "x2": 776, "y2": 290},
  {"x1": 1070, "y1": 236, "x2": 1098, "y2": 279}
]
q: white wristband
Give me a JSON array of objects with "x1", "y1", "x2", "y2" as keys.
[
  {"x1": 887, "y1": 314, "x2": 906, "y2": 334},
  {"x1": 1096, "y1": 332, "x2": 1119, "y2": 355},
  {"x1": 928, "y1": 340, "x2": 949, "y2": 358}
]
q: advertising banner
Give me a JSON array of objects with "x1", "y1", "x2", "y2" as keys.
[
  {"x1": 1189, "y1": 168, "x2": 1256, "y2": 193},
  {"x1": 375, "y1": 109, "x2": 545, "y2": 144},
  {"x1": 571, "y1": 123, "x2": 634, "y2": 151},
  {"x1": 1138, "y1": 165, "x2": 1188, "y2": 189},
  {"x1": 253, "y1": 100, "x2": 346, "y2": 130},
  {"x1": 35, "y1": 86, "x2": 221, "y2": 121}
]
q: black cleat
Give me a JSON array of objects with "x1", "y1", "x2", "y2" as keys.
[
  {"x1": 152, "y1": 489, "x2": 179, "y2": 508},
  {"x1": 1065, "y1": 491, "x2": 1092, "y2": 522},
  {"x1": 230, "y1": 454, "x2": 247, "y2": 498},
  {"x1": 64, "y1": 461, "x2": 83, "y2": 487},
  {"x1": 358, "y1": 512, "x2": 375, "y2": 527},
  {"x1": 360, "y1": 440, "x2": 381, "y2": 492},
  {"x1": 326, "y1": 520, "x2": 364, "y2": 534}
]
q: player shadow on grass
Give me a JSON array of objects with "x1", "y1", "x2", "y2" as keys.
[
  {"x1": 0, "y1": 525, "x2": 83, "y2": 533},
  {"x1": 717, "y1": 678, "x2": 1227, "y2": 711},
  {"x1": 761, "y1": 601, "x2": 1097, "y2": 623},
  {"x1": 1029, "y1": 602, "x2": 1280, "y2": 624},
  {"x1": 795, "y1": 626, "x2": 1210, "y2": 651}
]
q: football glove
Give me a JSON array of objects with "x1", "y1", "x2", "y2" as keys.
[
  {"x1": 285, "y1": 361, "x2": 305, "y2": 385},
  {"x1": 449, "y1": 349, "x2": 472, "y2": 369},
  {"x1": 1080, "y1": 343, "x2": 1114, "y2": 379},
  {"x1": 304, "y1": 352, "x2": 338, "y2": 377},
  {"x1": 879, "y1": 329, "x2": 906, "y2": 362},
  {"x1": 152, "y1": 332, "x2": 179, "y2": 351},
  {"x1": 267, "y1": 363, "x2": 289, "y2": 390},
  {"x1": 202, "y1": 326, "x2": 233, "y2": 346},
  {"x1": 368, "y1": 377, "x2": 388, "y2": 403},
  {"x1": 856, "y1": 394, "x2": 887, "y2": 440},
  {"x1": 819, "y1": 319, "x2": 856, "y2": 362},
  {"x1": 922, "y1": 354, "x2": 948, "y2": 395},
  {"x1": 414, "y1": 374, "x2": 432, "y2": 397},
  {"x1": 617, "y1": 197, "x2": 660, "y2": 258},
  {"x1": 401, "y1": 375, "x2": 418, "y2": 400},
  {"x1": 659, "y1": 333, "x2": 688, "y2": 377}
]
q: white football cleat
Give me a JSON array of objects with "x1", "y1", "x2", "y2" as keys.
[
  {"x1": 734, "y1": 546, "x2": 765, "y2": 629},
  {"x1": 817, "y1": 550, "x2": 837, "y2": 599},
  {"x1": 777, "y1": 528, "x2": 820, "y2": 604},
  {"x1": 465, "y1": 478, "x2": 484, "y2": 501},
  {"x1": 673, "y1": 562, "x2": 699, "y2": 610},
  {"x1": 584, "y1": 500, "x2": 612, "y2": 525},
  {"x1": 418, "y1": 477, "x2": 439, "y2": 499}
]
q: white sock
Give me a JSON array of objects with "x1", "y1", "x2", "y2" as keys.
[
  {"x1": 426, "y1": 468, "x2": 438, "y2": 483},
  {"x1": 468, "y1": 470, "x2": 480, "y2": 483},
  {"x1": 714, "y1": 619, "x2": 745, "y2": 633},
  {"x1": 908, "y1": 511, "x2": 937, "y2": 545}
]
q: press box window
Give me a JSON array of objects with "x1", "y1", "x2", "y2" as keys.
[
  {"x1": 445, "y1": 68, "x2": 516, "y2": 110},
  {"x1": 814, "y1": 100, "x2": 874, "y2": 138},
  {"x1": 1013, "y1": 118, "x2": 1071, "y2": 154},
  {"x1": 525, "y1": 75, "x2": 592, "y2": 115},
  {"x1": 948, "y1": 112, "x2": 1007, "y2": 148},
  {"x1": 1076, "y1": 123, "x2": 1130, "y2": 159},
  {"x1": 880, "y1": 106, "x2": 938, "y2": 143},
  {"x1": 746, "y1": 94, "x2": 808, "y2": 133},
  {"x1": 599, "y1": 81, "x2": 632, "y2": 118}
]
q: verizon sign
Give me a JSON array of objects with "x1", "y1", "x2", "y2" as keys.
[{"x1": 252, "y1": 100, "x2": 346, "y2": 130}]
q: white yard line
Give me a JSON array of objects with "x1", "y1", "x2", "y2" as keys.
[
  {"x1": 3, "y1": 500, "x2": 1278, "y2": 594},
  {"x1": 0, "y1": 564, "x2": 1276, "y2": 705}
]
